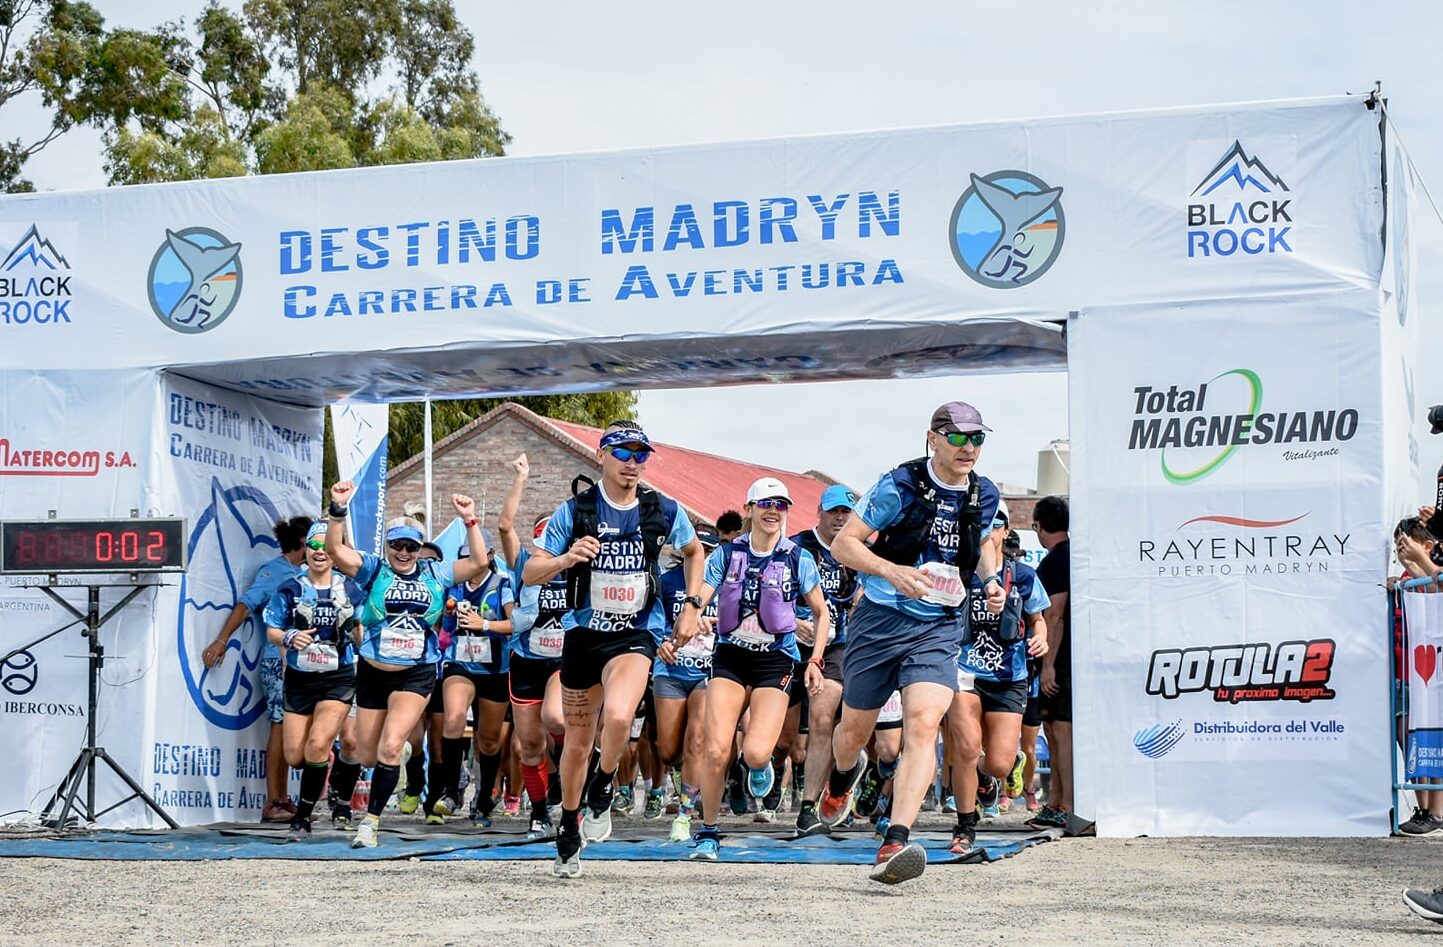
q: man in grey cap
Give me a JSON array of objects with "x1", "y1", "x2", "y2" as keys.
[{"x1": 820, "y1": 401, "x2": 1003, "y2": 884}]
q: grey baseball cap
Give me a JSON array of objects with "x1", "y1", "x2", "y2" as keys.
[{"x1": 930, "y1": 401, "x2": 991, "y2": 433}]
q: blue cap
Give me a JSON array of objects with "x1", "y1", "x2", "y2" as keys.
[
  {"x1": 386, "y1": 524, "x2": 424, "y2": 544},
  {"x1": 306, "y1": 521, "x2": 328, "y2": 542},
  {"x1": 820, "y1": 485, "x2": 857, "y2": 511},
  {"x1": 600, "y1": 427, "x2": 654, "y2": 452}
]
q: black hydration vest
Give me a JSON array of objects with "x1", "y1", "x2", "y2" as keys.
[
  {"x1": 869, "y1": 457, "x2": 983, "y2": 578},
  {"x1": 565, "y1": 475, "x2": 670, "y2": 612},
  {"x1": 793, "y1": 528, "x2": 858, "y2": 605}
]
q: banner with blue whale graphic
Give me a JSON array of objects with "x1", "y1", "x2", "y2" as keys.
[{"x1": 329, "y1": 405, "x2": 389, "y2": 556}]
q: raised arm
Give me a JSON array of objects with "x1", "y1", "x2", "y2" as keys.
[
  {"x1": 325, "y1": 481, "x2": 364, "y2": 577},
  {"x1": 450, "y1": 493, "x2": 490, "y2": 585},
  {"x1": 496, "y1": 453, "x2": 529, "y2": 568}
]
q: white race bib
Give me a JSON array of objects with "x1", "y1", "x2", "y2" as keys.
[
  {"x1": 680, "y1": 631, "x2": 715, "y2": 657},
  {"x1": 730, "y1": 614, "x2": 773, "y2": 649},
  {"x1": 590, "y1": 571, "x2": 648, "y2": 616},
  {"x1": 297, "y1": 643, "x2": 339, "y2": 673},
  {"x1": 878, "y1": 690, "x2": 904, "y2": 724},
  {"x1": 919, "y1": 562, "x2": 966, "y2": 608},
  {"x1": 455, "y1": 634, "x2": 493, "y2": 665},
  {"x1": 378, "y1": 623, "x2": 425, "y2": 660},
  {"x1": 956, "y1": 667, "x2": 977, "y2": 692},
  {"x1": 532, "y1": 628, "x2": 565, "y2": 659}
]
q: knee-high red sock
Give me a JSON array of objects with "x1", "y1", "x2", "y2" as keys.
[{"x1": 522, "y1": 760, "x2": 549, "y2": 805}]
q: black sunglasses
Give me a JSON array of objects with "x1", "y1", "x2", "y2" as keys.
[{"x1": 388, "y1": 540, "x2": 422, "y2": 553}]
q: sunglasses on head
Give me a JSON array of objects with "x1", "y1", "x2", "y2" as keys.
[
  {"x1": 305, "y1": 538, "x2": 326, "y2": 550},
  {"x1": 937, "y1": 430, "x2": 986, "y2": 448},
  {"x1": 388, "y1": 540, "x2": 421, "y2": 553},
  {"x1": 608, "y1": 446, "x2": 652, "y2": 464},
  {"x1": 754, "y1": 498, "x2": 792, "y2": 511}
]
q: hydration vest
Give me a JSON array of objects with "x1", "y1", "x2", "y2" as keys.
[
  {"x1": 716, "y1": 538, "x2": 804, "y2": 636},
  {"x1": 869, "y1": 458, "x2": 983, "y2": 577},
  {"x1": 962, "y1": 559, "x2": 1023, "y2": 647},
  {"x1": 293, "y1": 573, "x2": 356, "y2": 640},
  {"x1": 359, "y1": 560, "x2": 447, "y2": 629},
  {"x1": 793, "y1": 529, "x2": 857, "y2": 604},
  {"x1": 565, "y1": 475, "x2": 669, "y2": 612}
]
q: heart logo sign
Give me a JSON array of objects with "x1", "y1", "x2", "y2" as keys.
[{"x1": 1415, "y1": 644, "x2": 1437, "y2": 686}]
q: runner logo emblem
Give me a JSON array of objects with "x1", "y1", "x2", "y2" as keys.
[
  {"x1": 147, "y1": 228, "x2": 243, "y2": 334},
  {"x1": 949, "y1": 170, "x2": 1064, "y2": 288}
]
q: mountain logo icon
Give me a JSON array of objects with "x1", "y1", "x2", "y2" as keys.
[
  {"x1": 175, "y1": 478, "x2": 282, "y2": 730},
  {"x1": 1191, "y1": 141, "x2": 1290, "y2": 196},
  {"x1": 1, "y1": 225, "x2": 70, "y2": 271}
]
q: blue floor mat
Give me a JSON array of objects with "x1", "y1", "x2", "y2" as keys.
[{"x1": 0, "y1": 827, "x2": 1054, "y2": 863}]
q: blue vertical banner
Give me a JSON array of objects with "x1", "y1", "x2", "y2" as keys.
[{"x1": 330, "y1": 404, "x2": 389, "y2": 556}]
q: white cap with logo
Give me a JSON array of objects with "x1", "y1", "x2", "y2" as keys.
[{"x1": 746, "y1": 477, "x2": 792, "y2": 505}]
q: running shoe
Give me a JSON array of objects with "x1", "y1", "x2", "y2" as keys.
[
  {"x1": 981, "y1": 803, "x2": 1000, "y2": 819},
  {"x1": 754, "y1": 807, "x2": 776, "y2": 823},
  {"x1": 1027, "y1": 806, "x2": 1068, "y2": 829},
  {"x1": 398, "y1": 793, "x2": 421, "y2": 815},
  {"x1": 747, "y1": 762, "x2": 776, "y2": 800},
  {"x1": 261, "y1": 800, "x2": 292, "y2": 823},
  {"x1": 855, "y1": 760, "x2": 884, "y2": 818},
  {"x1": 1401, "y1": 807, "x2": 1443, "y2": 835},
  {"x1": 764, "y1": 777, "x2": 784, "y2": 812},
  {"x1": 582, "y1": 804, "x2": 613, "y2": 843},
  {"x1": 997, "y1": 794, "x2": 1012, "y2": 813},
  {"x1": 503, "y1": 794, "x2": 521, "y2": 817},
  {"x1": 941, "y1": 794, "x2": 957, "y2": 814},
  {"x1": 873, "y1": 815, "x2": 891, "y2": 838},
  {"x1": 818, "y1": 749, "x2": 868, "y2": 827},
  {"x1": 643, "y1": 788, "x2": 664, "y2": 819},
  {"x1": 330, "y1": 805, "x2": 353, "y2": 830},
  {"x1": 670, "y1": 813, "x2": 692, "y2": 841},
  {"x1": 690, "y1": 832, "x2": 720, "y2": 861},
  {"x1": 976, "y1": 771, "x2": 1001, "y2": 809},
  {"x1": 1024, "y1": 789, "x2": 1041, "y2": 812},
  {"x1": 471, "y1": 810, "x2": 491, "y2": 828},
  {"x1": 793, "y1": 805, "x2": 829, "y2": 837},
  {"x1": 526, "y1": 808, "x2": 553, "y2": 840},
  {"x1": 285, "y1": 819, "x2": 312, "y2": 843},
  {"x1": 351, "y1": 815, "x2": 380, "y2": 849},
  {"x1": 611, "y1": 784, "x2": 634, "y2": 815},
  {"x1": 1404, "y1": 886, "x2": 1443, "y2": 923},
  {"x1": 554, "y1": 821, "x2": 583, "y2": 878},
  {"x1": 425, "y1": 813, "x2": 445, "y2": 826},
  {"x1": 869, "y1": 840, "x2": 926, "y2": 885},
  {"x1": 1005, "y1": 752, "x2": 1027, "y2": 798},
  {"x1": 949, "y1": 812, "x2": 979, "y2": 855},
  {"x1": 433, "y1": 795, "x2": 458, "y2": 818},
  {"x1": 920, "y1": 786, "x2": 938, "y2": 812}
]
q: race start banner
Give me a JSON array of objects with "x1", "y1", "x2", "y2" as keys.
[
  {"x1": 1405, "y1": 593, "x2": 1443, "y2": 780},
  {"x1": 329, "y1": 404, "x2": 389, "y2": 555}
]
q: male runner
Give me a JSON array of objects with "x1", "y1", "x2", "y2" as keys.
[{"x1": 822, "y1": 402, "x2": 1003, "y2": 884}]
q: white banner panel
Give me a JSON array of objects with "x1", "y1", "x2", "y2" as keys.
[
  {"x1": 0, "y1": 369, "x2": 166, "y2": 824},
  {"x1": 1070, "y1": 295, "x2": 1392, "y2": 836},
  {"x1": 143, "y1": 375, "x2": 322, "y2": 824},
  {"x1": 0, "y1": 98, "x2": 1381, "y2": 401},
  {"x1": 329, "y1": 404, "x2": 389, "y2": 556}
]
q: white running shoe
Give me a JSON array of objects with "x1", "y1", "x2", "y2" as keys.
[
  {"x1": 581, "y1": 805, "x2": 613, "y2": 844},
  {"x1": 669, "y1": 813, "x2": 692, "y2": 842},
  {"x1": 554, "y1": 851, "x2": 582, "y2": 878},
  {"x1": 351, "y1": 815, "x2": 380, "y2": 849}
]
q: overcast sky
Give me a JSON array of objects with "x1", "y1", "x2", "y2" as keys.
[{"x1": 9, "y1": 0, "x2": 1443, "y2": 494}]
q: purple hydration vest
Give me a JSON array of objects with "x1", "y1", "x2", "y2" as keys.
[{"x1": 716, "y1": 539, "x2": 802, "y2": 637}]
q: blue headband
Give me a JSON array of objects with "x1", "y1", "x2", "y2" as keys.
[{"x1": 599, "y1": 428, "x2": 653, "y2": 452}]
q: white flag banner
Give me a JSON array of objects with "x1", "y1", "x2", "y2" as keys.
[{"x1": 329, "y1": 404, "x2": 389, "y2": 555}]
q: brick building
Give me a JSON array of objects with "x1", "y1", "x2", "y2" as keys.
[{"x1": 387, "y1": 402, "x2": 841, "y2": 537}]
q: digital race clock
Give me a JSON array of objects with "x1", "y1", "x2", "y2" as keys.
[{"x1": 0, "y1": 519, "x2": 187, "y2": 574}]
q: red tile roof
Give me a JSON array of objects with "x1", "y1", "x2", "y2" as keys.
[{"x1": 549, "y1": 419, "x2": 830, "y2": 533}]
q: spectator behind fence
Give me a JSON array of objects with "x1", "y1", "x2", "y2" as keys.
[
  {"x1": 1392, "y1": 515, "x2": 1441, "y2": 835},
  {"x1": 1032, "y1": 496, "x2": 1071, "y2": 829}
]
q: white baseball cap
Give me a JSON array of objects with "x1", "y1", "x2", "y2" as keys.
[
  {"x1": 746, "y1": 477, "x2": 792, "y2": 504},
  {"x1": 991, "y1": 499, "x2": 1011, "y2": 530}
]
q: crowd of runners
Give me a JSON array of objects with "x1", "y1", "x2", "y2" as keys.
[{"x1": 216, "y1": 400, "x2": 1074, "y2": 885}]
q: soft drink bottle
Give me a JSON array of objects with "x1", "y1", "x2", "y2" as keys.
[{"x1": 351, "y1": 768, "x2": 372, "y2": 812}]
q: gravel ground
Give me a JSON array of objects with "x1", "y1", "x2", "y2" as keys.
[{"x1": 2, "y1": 806, "x2": 1441, "y2": 946}]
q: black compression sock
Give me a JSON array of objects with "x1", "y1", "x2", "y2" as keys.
[
  {"x1": 884, "y1": 823, "x2": 910, "y2": 846},
  {"x1": 294, "y1": 760, "x2": 329, "y2": 821},
  {"x1": 476, "y1": 749, "x2": 503, "y2": 811},
  {"x1": 828, "y1": 759, "x2": 860, "y2": 797},
  {"x1": 369, "y1": 762, "x2": 401, "y2": 817},
  {"x1": 587, "y1": 767, "x2": 615, "y2": 811},
  {"x1": 405, "y1": 745, "x2": 426, "y2": 795},
  {"x1": 424, "y1": 759, "x2": 446, "y2": 811},
  {"x1": 329, "y1": 757, "x2": 361, "y2": 807},
  {"x1": 442, "y1": 736, "x2": 471, "y2": 803}
]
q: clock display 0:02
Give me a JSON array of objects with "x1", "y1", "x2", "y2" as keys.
[{"x1": 0, "y1": 519, "x2": 186, "y2": 574}]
